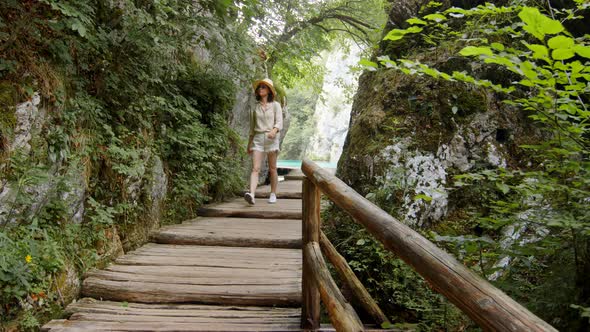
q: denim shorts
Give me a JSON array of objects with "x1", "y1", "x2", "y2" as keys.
[{"x1": 251, "y1": 132, "x2": 280, "y2": 153}]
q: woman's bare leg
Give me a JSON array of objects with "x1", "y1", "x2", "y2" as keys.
[
  {"x1": 268, "y1": 151, "x2": 278, "y2": 194},
  {"x1": 249, "y1": 150, "x2": 264, "y2": 195}
]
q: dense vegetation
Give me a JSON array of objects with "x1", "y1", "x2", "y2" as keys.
[
  {"x1": 0, "y1": 0, "x2": 250, "y2": 328},
  {"x1": 325, "y1": 0, "x2": 590, "y2": 330}
]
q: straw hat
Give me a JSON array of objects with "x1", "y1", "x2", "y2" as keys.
[{"x1": 252, "y1": 78, "x2": 277, "y2": 97}]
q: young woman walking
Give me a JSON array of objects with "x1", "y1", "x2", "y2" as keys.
[{"x1": 244, "y1": 78, "x2": 283, "y2": 205}]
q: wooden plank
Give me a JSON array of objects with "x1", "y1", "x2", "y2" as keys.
[
  {"x1": 285, "y1": 169, "x2": 305, "y2": 181},
  {"x1": 302, "y1": 159, "x2": 557, "y2": 332},
  {"x1": 151, "y1": 217, "x2": 302, "y2": 248},
  {"x1": 305, "y1": 242, "x2": 363, "y2": 332},
  {"x1": 82, "y1": 278, "x2": 301, "y2": 306},
  {"x1": 114, "y1": 255, "x2": 301, "y2": 269},
  {"x1": 103, "y1": 265, "x2": 301, "y2": 279},
  {"x1": 198, "y1": 198, "x2": 302, "y2": 219},
  {"x1": 176, "y1": 217, "x2": 302, "y2": 227},
  {"x1": 255, "y1": 180, "x2": 302, "y2": 198},
  {"x1": 42, "y1": 320, "x2": 304, "y2": 331},
  {"x1": 320, "y1": 231, "x2": 390, "y2": 326},
  {"x1": 152, "y1": 231, "x2": 301, "y2": 249},
  {"x1": 67, "y1": 298, "x2": 301, "y2": 314},
  {"x1": 85, "y1": 270, "x2": 300, "y2": 286},
  {"x1": 301, "y1": 178, "x2": 321, "y2": 330},
  {"x1": 69, "y1": 312, "x2": 301, "y2": 324},
  {"x1": 136, "y1": 243, "x2": 301, "y2": 257},
  {"x1": 66, "y1": 299, "x2": 301, "y2": 318}
]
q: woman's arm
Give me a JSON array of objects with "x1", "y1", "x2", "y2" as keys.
[{"x1": 267, "y1": 102, "x2": 283, "y2": 139}]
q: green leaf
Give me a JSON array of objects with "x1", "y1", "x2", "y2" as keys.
[
  {"x1": 491, "y1": 43, "x2": 505, "y2": 51},
  {"x1": 496, "y1": 182, "x2": 510, "y2": 194},
  {"x1": 424, "y1": 13, "x2": 447, "y2": 22},
  {"x1": 518, "y1": 7, "x2": 564, "y2": 40},
  {"x1": 414, "y1": 194, "x2": 432, "y2": 202},
  {"x1": 574, "y1": 45, "x2": 590, "y2": 58},
  {"x1": 548, "y1": 35, "x2": 575, "y2": 49},
  {"x1": 525, "y1": 44, "x2": 549, "y2": 59},
  {"x1": 552, "y1": 48, "x2": 575, "y2": 60},
  {"x1": 406, "y1": 26, "x2": 423, "y2": 34},
  {"x1": 70, "y1": 20, "x2": 86, "y2": 37},
  {"x1": 381, "y1": 322, "x2": 394, "y2": 329},
  {"x1": 484, "y1": 57, "x2": 516, "y2": 67},
  {"x1": 406, "y1": 18, "x2": 428, "y2": 25},
  {"x1": 519, "y1": 79, "x2": 535, "y2": 87},
  {"x1": 446, "y1": 7, "x2": 467, "y2": 14},
  {"x1": 384, "y1": 29, "x2": 406, "y2": 41},
  {"x1": 359, "y1": 59, "x2": 378, "y2": 71},
  {"x1": 519, "y1": 61, "x2": 538, "y2": 79},
  {"x1": 459, "y1": 46, "x2": 493, "y2": 57},
  {"x1": 383, "y1": 27, "x2": 422, "y2": 41},
  {"x1": 356, "y1": 239, "x2": 366, "y2": 246}
]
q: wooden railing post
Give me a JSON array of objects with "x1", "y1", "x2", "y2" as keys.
[
  {"x1": 302, "y1": 178, "x2": 321, "y2": 330},
  {"x1": 320, "y1": 231, "x2": 390, "y2": 326},
  {"x1": 305, "y1": 242, "x2": 364, "y2": 332}
]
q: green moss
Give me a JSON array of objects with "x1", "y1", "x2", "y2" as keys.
[{"x1": 0, "y1": 81, "x2": 17, "y2": 131}]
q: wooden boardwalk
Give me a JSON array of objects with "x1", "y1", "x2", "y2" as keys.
[{"x1": 43, "y1": 180, "x2": 306, "y2": 331}]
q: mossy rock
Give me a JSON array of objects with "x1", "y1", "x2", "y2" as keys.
[{"x1": 0, "y1": 81, "x2": 17, "y2": 137}]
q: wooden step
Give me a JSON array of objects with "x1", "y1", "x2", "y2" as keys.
[
  {"x1": 284, "y1": 169, "x2": 305, "y2": 181},
  {"x1": 42, "y1": 299, "x2": 405, "y2": 331},
  {"x1": 152, "y1": 217, "x2": 302, "y2": 248},
  {"x1": 254, "y1": 180, "x2": 302, "y2": 198},
  {"x1": 42, "y1": 299, "x2": 302, "y2": 331},
  {"x1": 198, "y1": 198, "x2": 302, "y2": 219},
  {"x1": 81, "y1": 245, "x2": 302, "y2": 306}
]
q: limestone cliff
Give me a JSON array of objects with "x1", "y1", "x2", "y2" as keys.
[{"x1": 338, "y1": 0, "x2": 539, "y2": 227}]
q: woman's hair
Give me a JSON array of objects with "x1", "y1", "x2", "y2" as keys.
[{"x1": 255, "y1": 84, "x2": 274, "y2": 102}]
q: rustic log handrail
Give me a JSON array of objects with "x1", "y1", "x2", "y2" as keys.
[
  {"x1": 319, "y1": 231, "x2": 390, "y2": 326},
  {"x1": 305, "y1": 242, "x2": 364, "y2": 332},
  {"x1": 301, "y1": 159, "x2": 557, "y2": 331}
]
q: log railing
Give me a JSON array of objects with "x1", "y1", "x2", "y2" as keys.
[{"x1": 300, "y1": 159, "x2": 557, "y2": 332}]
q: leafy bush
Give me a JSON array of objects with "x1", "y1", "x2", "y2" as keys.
[
  {"x1": 358, "y1": 0, "x2": 590, "y2": 329},
  {"x1": 1, "y1": 0, "x2": 251, "y2": 328}
]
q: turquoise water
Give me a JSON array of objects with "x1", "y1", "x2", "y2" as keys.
[{"x1": 277, "y1": 159, "x2": 337, "y2": 169}]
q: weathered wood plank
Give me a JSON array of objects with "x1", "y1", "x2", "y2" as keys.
[
  {"x1": 67, "y1": 298, "x2": 301, "y2": 314},
  {"x1": 255, "y1": 180, "x2": 303, "y2": 198},
  {"x1": 114, "y1": 254, "x2": 301, "y2": 269},
  {"x1": 302, "y1": 178, "x2": 321, "y2": 330},
  {"x1": 198, "y1": 198, "x2": 302, "y2": 219},
  {"x1": 69, "y1": 312, "x2": 301, "y2": 324},
  {"x1": 103, "y1": 264, "x2": 301, "y2": 279},
  {"x1": 85, "y1": 270, "x2": 300, "y2": 286},
  {"x1": 320, "y1": 231, "x2": 390, "y2": 326},
  {"x1": 42, "y1": 320, "x2": 304, "y2": 331},
  {"x1": 151, "y1": 217, "x2": 302, "y2": 248},
  {"x1": 137, "y1": 243, "x2": 301, "y2": 257},
  {"x1": 305, "y1": 242, "x2": 363, "y2": 332},
  {"x1": 82, "y1": 278, "x2": 301, "y2": 306},
  {"x1": 66, "y1": 299, "x2": 301, "y2": 318},
  {"x1": 302, "y1": 159, "x2": 556, "y2": 332}
]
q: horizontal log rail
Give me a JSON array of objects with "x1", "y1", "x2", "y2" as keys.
[{"x1": 301, "y1": 159, "x2": 557, "y2": 332}]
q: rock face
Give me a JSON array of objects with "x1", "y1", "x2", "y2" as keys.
[
  {"x1": 338, "y1": 8, "x2": 539, "y2": 227},
  {"x1": 0, "y1": 94, "x2": 87, "y2": 226}
]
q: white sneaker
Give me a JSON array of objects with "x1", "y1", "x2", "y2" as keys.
[
  {"x1": 268, "y1": 193, "x2": 277, "y2": 204},
  {"x1": 244, "y1": 192, "x2": 255, "y2": 205}
]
